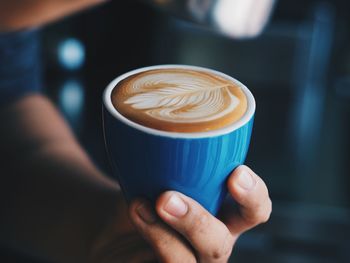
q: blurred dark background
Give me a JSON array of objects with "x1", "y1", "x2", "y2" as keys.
[{"x1": 2, "y1": 0, "x2": 350, "y2": 262}]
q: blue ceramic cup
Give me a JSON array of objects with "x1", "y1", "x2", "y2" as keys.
[{"x1": 103, "y1": 65, "x2": 255, "y2": 215}]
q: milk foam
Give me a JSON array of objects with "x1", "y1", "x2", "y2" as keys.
[
  {"x1": 112, "y1": 68, "x2": 247, "y2": 132},
  {"x1": 123, "y1": 72, "x2": 240, "y2": 123}
]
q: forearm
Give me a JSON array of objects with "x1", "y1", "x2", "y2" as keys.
[
  {"x1": 0, "y1": 95, "x2": 122, "y2": 262},
  {"x1": 0, "y1": 0, "x2": 107, "y2": 31}
]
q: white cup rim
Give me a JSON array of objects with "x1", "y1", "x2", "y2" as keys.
[{"x1": 103, "y1": 64, "x2": 255, "y2": 139}]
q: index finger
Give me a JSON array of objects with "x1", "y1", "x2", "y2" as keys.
[{"x1": 156, "y1": 191, "x2": 235, "y2": 262}]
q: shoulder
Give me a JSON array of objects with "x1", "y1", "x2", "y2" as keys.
[
  {"x1": 0, "y1": 28, "x2": 42, "y2": 108},
  {"x1": 0, "y1": 28, "x2": 40, "y2": 43},
  {"x1": 0, "y1": 28, "x2": 41, "y2": 66}
]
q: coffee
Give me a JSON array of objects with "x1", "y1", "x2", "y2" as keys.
[{"x1": 111, "y1": 68, "x2": 247, "y2": 132}]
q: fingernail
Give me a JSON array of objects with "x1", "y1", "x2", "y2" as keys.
[
  {"x1": 136, "y1": 202, "x2": 157, "y2": 224},
  {"x1": 164, "y1": 194, "x2": 188, "y2": 218},
  {"x1": 236, "y1": 170, "x2": 256, "y2": 190}
]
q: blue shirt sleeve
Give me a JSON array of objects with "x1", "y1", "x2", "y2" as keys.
[{"x1": 0, "y1": 29, "x2": 42, "y2": 108}]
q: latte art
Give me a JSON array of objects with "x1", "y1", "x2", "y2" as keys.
[
  {"x1": 124, "y1": 73, "x2": 240, "y2": 123},
  {"x1": 112, "y1": 68, "x2": 247, "y2": 132}
]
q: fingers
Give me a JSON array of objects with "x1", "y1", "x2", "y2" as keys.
[
  {"x1": 155, "y1": 192, "x2": 234, "y2": 263},
  {"x1": 129, "y1": 199, "x2": 196, "y2": 263},
  {"x1": 222, "y1": 165, "x2": 272, "y2": 236},
  {"x1": 130, "y1": 166, "x2": 271, "y2": 263}
]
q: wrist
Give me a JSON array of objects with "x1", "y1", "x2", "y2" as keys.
[{"x1": 87, "y1": 191, "x2": 135, "y2": 260}]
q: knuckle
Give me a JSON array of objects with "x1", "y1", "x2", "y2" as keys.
[
  {"x1": 261, "y1": 199, "x2": 272, "y2": 223},
  {"x1": 248, "y1": 199, "x2": 272, "y2": 225},
  {"x1": 257, "y1": 210, "x2": 270, "y2": 224},
  {"x1": 153, "y1": 232, "x2": 173, "y2": 250},
  {"x1": 205, "y1": 233, "x2": 233, "y2": 261},
  {"x1": 156, "y1": 240, "x2": 197, "y2": 263},
  {"x1": 185, "y1": 209, "x2": 211, "y2": 236}
]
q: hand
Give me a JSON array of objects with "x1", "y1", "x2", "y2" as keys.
[
  {"x1": 128, "y1": 165, "x2": 272, "y2": 263},
  {"x1": 89, "y1": 165, "x2": 271, "y2": 263}
]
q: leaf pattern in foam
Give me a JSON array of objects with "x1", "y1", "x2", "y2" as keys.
[{"x1": 124, "y1": 73, "x2": 239, "y2": 123}]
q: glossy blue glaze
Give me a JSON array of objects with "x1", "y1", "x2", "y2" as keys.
[{"x1": 103, "y1": 106, "x2": 254, "y2": 215}]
